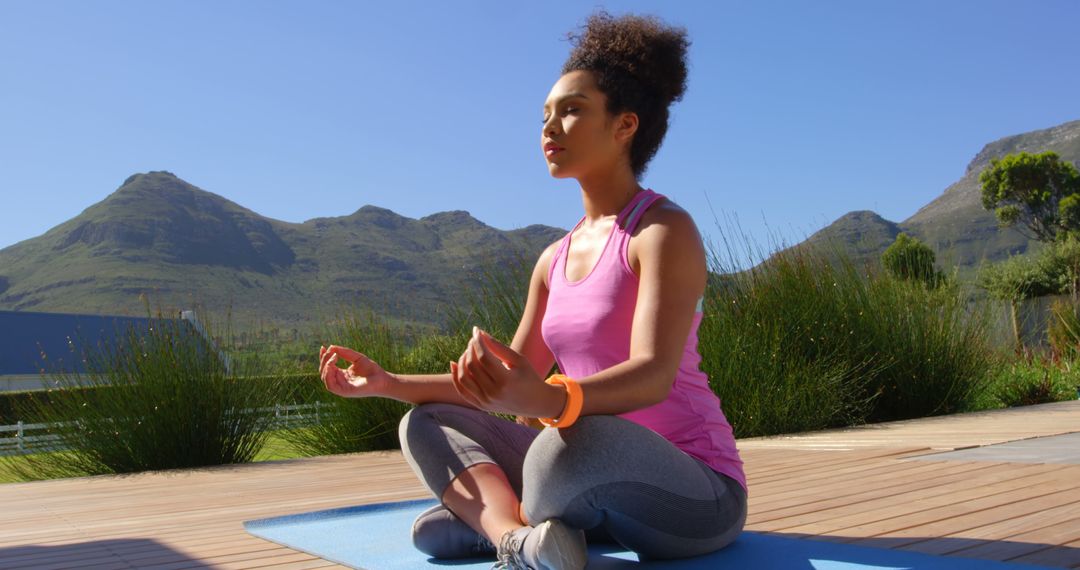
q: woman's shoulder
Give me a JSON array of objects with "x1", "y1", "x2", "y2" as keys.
[
  {"x1": 539, "y1": 236, "x2": 565, "y2": 290},
  {"x1": 634, "y1": 195, "x2": 696, "y2": 236},
  {"x1": 627, "y1": 196, "x2": 704, "y2": 276}
]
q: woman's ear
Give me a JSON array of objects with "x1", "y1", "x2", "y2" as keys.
[{"x1": 616, "y1": 111, "x2": 638, "y2": 144}]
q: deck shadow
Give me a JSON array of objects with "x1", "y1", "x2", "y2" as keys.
[{"x1": 0, "y1": 538, "x2": 216, "y2": 568}]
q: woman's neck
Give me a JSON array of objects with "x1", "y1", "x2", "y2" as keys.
[{"x1": 576, "y1": 168, "x2": 644, "y2": 226}]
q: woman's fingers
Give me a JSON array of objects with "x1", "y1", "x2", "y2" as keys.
[
  {"x1": 319, "y1": 350, "x2": 331, "y2": 380},
  {"x1": 324, "y1": 346, "x2": 354, "y2": 373},
  {"x1": 457, "y1": 349, "x2": 490, "y2": 405},
  {"x1": 319, "y1": 346, "x2": 374, "y2": 397},
  {"x1": 466, "y1": 337, "x2": 499, "y2": 397},
  {"x1": 319, "y1": 349, "x2": 336, "y2": 380},
  {"x1": 451, "y1": 361, "x2": 485, "y2": 409},
  {"x1": 456, "y1": 351, "x2": 479, "y2": 400},
  {"x1": 321, "y1": 352, "x2": 340, "y2": 392},
  {"x1": 317, "y1": 345, "x2": 339, "y2": 371},
  {"x1": 449, "y1": 361, "x2": 475, "y2": 406},
  {"x1": 327, "y1": 344, "x2": 363, "y2": 364},
  {"x1": 319, "y1": 347, "x2": 336, "y2": 377},
  {"x1": 320, "y1": 345, "x2": 353, "y2": 373}
]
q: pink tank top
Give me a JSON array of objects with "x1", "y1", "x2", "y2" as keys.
[{"x1": 540, "y1": 188, "x2": 747, "y2": 493}]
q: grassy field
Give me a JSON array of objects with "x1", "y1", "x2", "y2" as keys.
[{"x1": 0, "y1": 426, "x2": 319, "y2": 484}]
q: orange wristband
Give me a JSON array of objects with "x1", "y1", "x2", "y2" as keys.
[{"x1": 539, "y1": 374, "x2": 583, "y2": 428}]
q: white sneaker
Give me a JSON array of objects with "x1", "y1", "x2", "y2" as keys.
[{"x1": 492, "y1": 518, "x2": 588, "y2": 570}]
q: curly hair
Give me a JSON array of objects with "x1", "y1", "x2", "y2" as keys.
[{"x1": 560, "y1": 9, "x2": 691, "y2": 180}]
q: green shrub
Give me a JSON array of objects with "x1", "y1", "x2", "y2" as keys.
[
  {"x1": 0, "y1": 300, "x2": 295, "y2": 480},
  {"x1": 699, "y1": 215, "x2": 996, "y2": 436},
  {"x1": 881, "y1": 232, "x2": 946, "y2": 287},
  {"x1": 701, "y1": 227, "x2": 884, "y2": 437},
  {"x1": 857, "y1": 272, "x2": 996, "y2": 420},
  {"x1": 977, "y1": 348, "x2": 1079, "y2": 408},
  {"x1": 280, "y1": 305, "x2": 415, "y2": 456}
]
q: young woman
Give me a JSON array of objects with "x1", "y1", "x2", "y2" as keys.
[{"x1": 317, "y1": 9, "x2": 747, "y2": 570}]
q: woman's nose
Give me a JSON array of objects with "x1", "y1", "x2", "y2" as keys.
[{"x1": 542, "y1": 114, "x2": 557, "y2": 133}]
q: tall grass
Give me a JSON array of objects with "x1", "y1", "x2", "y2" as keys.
[
  {"x1": 0, "y1": 297, "x2": 295, "y2": 480},
  {"x1": 279, "y1": 305, "x2": 415, "y2": 456},
  {"x1": 699, "y1": 211, "x2": 997, "y2": 437},
  {"x1": 700, "y1": 216, "x2": 881, "y2": 437},
  {"x1": 856, "y1": 268, "x2": 996, "y2": 420}
]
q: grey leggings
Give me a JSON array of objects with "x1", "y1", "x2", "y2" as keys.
[{"x1": 398, "y1": 402, "x2": 747, "y2": 560}]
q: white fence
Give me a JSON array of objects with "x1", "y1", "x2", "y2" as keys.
[{"x1": 0, "y1": 402, "x2": 335, "y2": 456}]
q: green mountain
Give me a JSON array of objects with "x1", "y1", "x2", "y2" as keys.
[
  {"x1": 0, "y1": 171, "x2": 565, "y2": 333},
  {"x1": 788, "y1": 118, "x2": 1080, "y2": 282}
]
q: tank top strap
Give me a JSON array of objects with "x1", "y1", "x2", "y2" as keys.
[
  {"x1": 549, "y1": 230, "x2": 570, "y2": 288},
  {"x1": 621, "y1": 189, "x2": 665, "y2": 235},
  {"x1": 612, "y1": 189, "x2": 702, "y2": 311},
  {"x1": 615, "y1": 188, "x2": 656, "y2": 229}
]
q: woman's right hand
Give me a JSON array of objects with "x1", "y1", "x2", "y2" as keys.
[{"x1": 318, "y1": 344, "x2": 395, "y2": 398}]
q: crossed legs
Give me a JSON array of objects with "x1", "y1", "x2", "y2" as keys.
[{"x1": 398, "y1": 402, "x2": 746, "y2": 559}]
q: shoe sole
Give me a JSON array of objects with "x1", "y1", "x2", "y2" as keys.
[{"x1": 534, "y1": 519, "x2": 588, "y2": 570}]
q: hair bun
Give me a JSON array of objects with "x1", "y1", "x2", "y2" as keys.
[{"x1": 563, "y1": 9, "x2": 690, "y2": 105}]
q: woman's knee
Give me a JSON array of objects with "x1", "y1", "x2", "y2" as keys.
[
  {"x1": 398, "y1": 402, "x2": 463, "y2": 433},
  {"x1": 398, "y1": 403, "x2": 447, "y2": 454},
  {"x1": 524, "y1": 414, "x2": 628, "y2": 469},
  {"x1": 398, "y1": 402, "x2": 491, "y2": 457},
  {"x1": 520, "y1": 415, "x2": 629, "y2": 520}
]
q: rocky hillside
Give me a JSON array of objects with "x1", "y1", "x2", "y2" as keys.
[
  {"x1": 0, "y1": 171, "x2": 565, "y2": 333},
  {"x1": 789, "y1": 119, "x2": 1080, "y2": 281}
]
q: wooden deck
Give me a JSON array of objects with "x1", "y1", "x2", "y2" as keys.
[{"x1": 2, "y1": 399, "x2": 1079, "y2": 569}]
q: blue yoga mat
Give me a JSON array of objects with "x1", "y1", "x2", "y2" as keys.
[{"x1": 243, "y1": 497, "x2": 1059, "y2": 569}]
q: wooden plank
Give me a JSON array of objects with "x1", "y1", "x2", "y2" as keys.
[
  {"x1": 739, "y1": 400, "x2": 1080, "y2": 451},
  {"x1": 900, "y1": 508, "x2": 1080, "y2": 559},
  {"x1": 751, "y1": 459, "x2": 1054, "y2": 522},
  {"x1": 1, "y1": 400, "x2": 1079, "y2": 568},
  {"x1": 818, "y1": 486, "x2": 1080, "y2": 542},
  {"x1": 748, "y1": 463, "x2": 1063, "y2": 527}
]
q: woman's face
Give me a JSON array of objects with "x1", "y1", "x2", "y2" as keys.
[{"x1": 541, "y1": 70, "x2": 635, "y2": 179}]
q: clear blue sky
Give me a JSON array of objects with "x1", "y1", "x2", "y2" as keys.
[{"x1": 2, "y1": 0, "x2": 1078, "y2": 271}]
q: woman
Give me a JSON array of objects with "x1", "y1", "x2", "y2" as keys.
[{"x1": 317, "y1": 9, "x2": 747, "y2": 570}]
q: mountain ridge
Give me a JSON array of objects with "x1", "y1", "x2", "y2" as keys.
[
  {"x1": 0, "y1": 171, "x2": 565, "y2": 332},
  {"x1": 790, "y1": 118, "x2": 1080, "y2": 278},
  {"x1": 5, "y1": 117, "x2": 1080, "y2": 331}
]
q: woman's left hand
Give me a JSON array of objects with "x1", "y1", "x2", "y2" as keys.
[{"x1": 450, "y1": 326, "x2": 564, "y2": 419}]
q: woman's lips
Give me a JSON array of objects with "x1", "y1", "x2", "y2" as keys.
[{"x1": 545, "y1": 147, "x2": 564, "y2": 156}]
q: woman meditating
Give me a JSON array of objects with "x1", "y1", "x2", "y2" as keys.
[{"x1": 317, "y1": 9, "x2": 747, "y2": 570}]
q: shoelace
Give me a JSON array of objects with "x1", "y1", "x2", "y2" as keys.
[{"x1": 492, "y1": 527, "x2": 529, "y2": 569}]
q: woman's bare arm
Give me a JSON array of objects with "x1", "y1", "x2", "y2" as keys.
[{"x1": 381, "y1": 371, "x2": 481, "y2": 408}]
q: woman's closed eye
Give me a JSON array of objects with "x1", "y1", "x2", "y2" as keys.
[{"x1": 541, "y1": 108, "x2": 578, "y2": 124}]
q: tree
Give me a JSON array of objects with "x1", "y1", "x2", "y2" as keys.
[
  {"x1": 975, "y1": 235, "x2": 1080, "y2": 351},
  {"x1": 979, "y1": 151, "x2": 1080, "y2": 244},
  {"x1": 976, "y1": 249, "x2": 1058, "y2": 351},
  {"x1": 881, "y1": 232, "x2": 944, "y2": 286}
]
